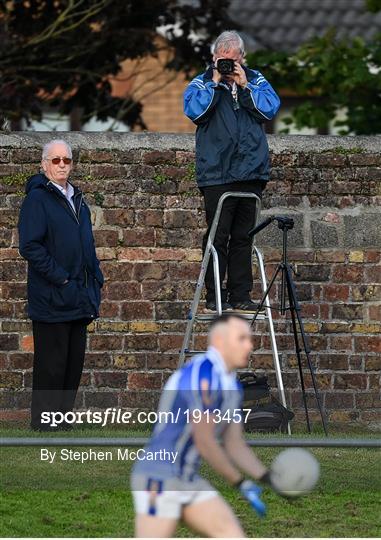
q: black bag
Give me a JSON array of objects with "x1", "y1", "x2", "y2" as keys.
[{"x1": 238, "y1": 372, "x2": 294, "y2": 433}]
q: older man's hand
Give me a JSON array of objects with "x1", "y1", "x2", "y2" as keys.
[
  {"x1": 233, "y1": 62, "x2": 248, "y2": 88},
  {"x1": 212, "y1": 62, "x2": 222, "y2": 84}
]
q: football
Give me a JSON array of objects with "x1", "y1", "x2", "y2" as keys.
[{"x1": 270, "y1": 448, "x2": 320, "y2": 497}]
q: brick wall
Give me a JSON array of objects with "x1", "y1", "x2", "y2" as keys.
[{"x1": 0, "y1": 132, "x2": 380, "y2": 430}]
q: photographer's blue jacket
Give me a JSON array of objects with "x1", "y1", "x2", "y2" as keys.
[
  {"x1": 184, "y1": 65, "x2": 280, "y2": 188},
  {"x1": 18, "y1": 174, "x2": 104, "y2": 323}
]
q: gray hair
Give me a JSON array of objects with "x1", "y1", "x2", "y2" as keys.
[
  {"x1": 211, "y1": 30, "x2": 245, "y2": 57},
  {"x1": 42, "y1": 139, "x2": 72, "y2": 160}
]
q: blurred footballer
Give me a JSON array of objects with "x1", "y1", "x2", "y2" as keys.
[{"x1": 130, "y1": 314, "x2": 275, "y2": 538}]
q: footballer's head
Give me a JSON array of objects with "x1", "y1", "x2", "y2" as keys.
[{"x1": 208, "y1": 313, "x2": 252, "y2": 370}]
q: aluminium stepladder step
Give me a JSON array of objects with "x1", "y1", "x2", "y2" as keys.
[{"x1": 177, "y1": 192, "x2": 290, "y2": 433}]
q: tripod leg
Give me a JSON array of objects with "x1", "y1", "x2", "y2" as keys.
[
  {"x1": 250, "y1": 264, "x2": 282, "y2": 326},
  {"x1": 285, "y1": 275, "x2": 311, "y2": 433},
  {"x1": 285, "y1": 264, "x2": 328, "y2": 435}
]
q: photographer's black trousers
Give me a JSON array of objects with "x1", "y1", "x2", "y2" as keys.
[
  {"x1": 201, "y1": 181, "x2": 263, "y2": 304},
  {"x1": 31, "y1": 319, "x2": 87, "y2": 431}
]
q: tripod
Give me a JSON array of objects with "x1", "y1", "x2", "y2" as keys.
[{"x1": 248, "y1": 216, "x2": 328, "y2": 435}]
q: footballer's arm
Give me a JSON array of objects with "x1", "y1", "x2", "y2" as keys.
[
  {"x1": 223, "y1": 420, "x2": 268, "y2": 480},
  {"x1": 191, "y1": 413, "x2": 243, "y2": 485}
]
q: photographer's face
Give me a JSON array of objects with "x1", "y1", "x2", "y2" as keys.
[{"x1": 213, "y1": 48, "x2": 243, "y2": 81}]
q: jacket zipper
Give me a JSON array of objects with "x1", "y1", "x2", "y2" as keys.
[
  {"x1": 73, "y1": 192, "x2": 88, "y2": 288},
  {"x1": 47, "y1": 183, "x2": 89, "y2": 289},
  {"x1": 69, "y1": 191, "x2": 81, "y2": 225},
  {"x1": 47, "y1": 181, "x2": 81, "y2": 225}
]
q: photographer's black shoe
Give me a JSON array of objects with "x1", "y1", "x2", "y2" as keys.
[
  {"x1": 230, "y1": 299, "x2": 260, "y2": 313},
  {"x1": 205, "y1": 301, "x2": 233, "y2": 313}
]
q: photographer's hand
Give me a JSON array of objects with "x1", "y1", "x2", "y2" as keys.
[
  {"x1": 233, "y1": 62, "x2": 248, "y2": 88},
  {"x1": 212, "y1": 59, "x2": 222, "y2": 84}
]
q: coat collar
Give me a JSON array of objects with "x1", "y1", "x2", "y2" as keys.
[
  {"x1": 46, "y1": 177, "x2": 81, "y2": 198},
  {"x1": 44, "y1": 177, "x2": 83, "y2": 223}
]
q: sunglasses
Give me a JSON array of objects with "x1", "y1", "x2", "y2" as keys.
[{"x1": 47, "y1": 157, "x2": 72, "y2": 165}]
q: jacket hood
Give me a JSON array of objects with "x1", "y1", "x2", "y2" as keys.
[
  {"x1": 25, "y1": 173, "x2": 80, "y2": 196},
  {"x1": 25, "y1": 173, "x2": 48, "y2": 194}
]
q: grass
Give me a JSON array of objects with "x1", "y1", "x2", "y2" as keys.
[{"x1": 1, "y1": 427, "x2": 380, "y2": 537}]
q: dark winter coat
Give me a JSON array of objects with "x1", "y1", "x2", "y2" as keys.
[{"x1": 18, "y1": 174, "x2": 104, "y2": 323}]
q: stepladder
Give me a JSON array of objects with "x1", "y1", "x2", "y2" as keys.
[{"x1": 178, "y1": 191, "x2": 290, "y2": 433}]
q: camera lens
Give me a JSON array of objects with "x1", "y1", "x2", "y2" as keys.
[{"x1": 217, "y1": 59, "x2": 234, "y2": 74}]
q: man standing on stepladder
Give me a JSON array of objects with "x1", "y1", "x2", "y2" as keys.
[{"x1": 184, "y1": 30, "x2": 281, "y2": 313}]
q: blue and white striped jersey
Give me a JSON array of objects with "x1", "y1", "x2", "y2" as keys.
[{"x1": 132, "y1": 346, "x2": 243, "y2": 481}]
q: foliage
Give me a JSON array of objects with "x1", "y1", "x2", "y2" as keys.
[
  {"x1": 366, "y1": 0, "x2": 381, "y2": 12},
  {"x1": 0, "y1": 0, "x2": 233, "y2": 129},
  {"x1": 93, "y1": 191, "x2": 104, "y2": 206},
  {"x1": 0, "y1": 171, "x2": 30, "y2": 186},
  {"x1": 322, "y1": 146, "x2": 363, "y2": 155},
  {"x1": 247, "y1": 28, "x2": 381, "y2": 135},
  {"x1": 153, "y1": 172, "x2": 168, "y2": 185},
  {"x1": 185, "y1": 162, "x2": 196, "y2": 181}
]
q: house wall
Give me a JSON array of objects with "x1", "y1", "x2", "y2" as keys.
[{"x1": 112, "y1": 41, "x2": 196, "y2": 133}]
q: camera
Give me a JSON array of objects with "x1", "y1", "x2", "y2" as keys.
[{"x1": 216, "y1": 58, "x2": 235, "y2": 75}]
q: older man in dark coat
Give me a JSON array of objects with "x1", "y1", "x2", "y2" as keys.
[{"x1": 18, "y1": 139, "x2": 103, "y2": 431}]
